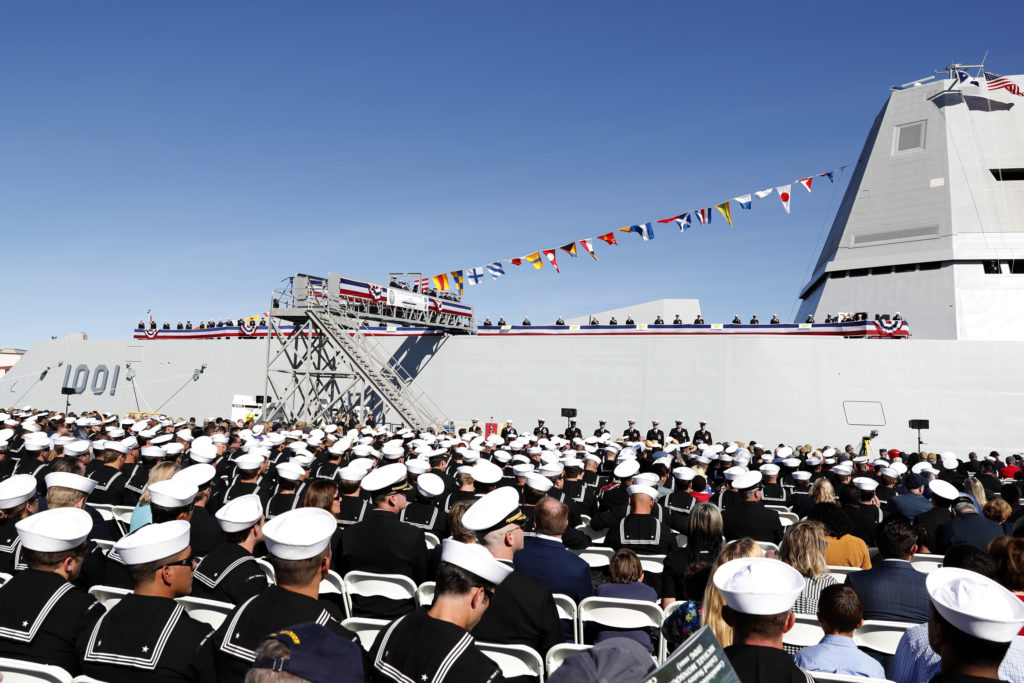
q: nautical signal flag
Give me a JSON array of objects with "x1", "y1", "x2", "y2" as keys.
[
  {"x1": 735, "y1": 194, "x2": 752, "y2": 210},
  {"x1": 580, "y1": 238, "x2": 598, "y2": 260},
  {"x1": 487, "y1": 261, "x2": 505, "y2": 279},
  {"x1": 698, "y1": 208, "x2": 712, "y2": 225},
  {"x1": 821, "y1": 170, "x2": 835, "y2": 183},
  {"x1": 449, "y1": 270, "x2": 464, "y2": 294},
  {"x1": 597, "y1": 232, "x2": 617, "y2": 246},
  {"x1": 560, "y1": 242, "x2": 578, "y2": 257},
  {"x1": 754, "y1": 188, "x2": 773, "y2": 200},
  {"x1": 627, "y1": 223, "x2": 654, "y2": 240},
  {"x1": 432, "y1": 273, "x2": 450, "y2": 291},
  {"x1": 507, "y1": 257, "x2": 523, "y2": 266},
  {"x1": 677, "y1": 212, "x2": 694, "y2": 231},
  {"x1": 525, "y1": 252, "x2": 544, "y2": 269},
  {"x1": 466, "y1": 267, "x2": 484, "y2": 286},
  {"x1": 798, "y1": 177, "x2": 813, "y2": 193},
  {"x1": 777, "y1": 185, "x2": 792, "y2": 214},
  {"x1": 542, "y1": 249, "x2": 559, "y2": 272},
  {"x1": 715, "y1": 201, "x2": 733, "y2": 228}
]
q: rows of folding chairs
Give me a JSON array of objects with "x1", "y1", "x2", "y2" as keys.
[
  {"x1": 86, "y1": 585, "x2": 235, "y2": 630},
  {"x1": 783, "y1": 612, "x2": 917, "y2": 657}
]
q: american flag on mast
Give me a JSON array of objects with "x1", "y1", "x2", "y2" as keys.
[{"x1": 985, "y1": 72, "x2": 1024, "y2": 97}]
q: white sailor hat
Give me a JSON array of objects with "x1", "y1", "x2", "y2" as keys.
[
  {"x1": 361, "y1": 463, "x2": 412, "y2": 494},
  {"x1": 461, "y1": 487, "x2": 527, "y2": 533},
  {"x1": 276, "y1": 462, "x2": 305, "y2": 482},
  {"x1": 512, "y1": 463, "x2": 534, "y2": 476},
  {"x1": 613, "y1": 460, "x2": 641, "y2": 479},
  {"x1": 17, "y1": 507, "x2": 92, "y2": 552},
  {"x1": 44, "y1": 471, "x2": 96, "y2": 495},
  {"x1": 853, "y1": 477, "x2": 879, "y2": 492},
  {"x1": 492, "y1": 450, "x2": 511, "y2": 464},
  {"x1": 0, "y1": 474, "x2": 38, "y2": 509},
  {"x1": 151, "y1": 434, "x2": 173, "y2": 446},
  {"x1": 381, "y1": 443, "x2": 405, "y2": 460},
  {"x1": 880, "y1": 467, "x2": 899, "y2": 479},
  {"x1": 927, "y1": 567, "x2": 1024, "y2": 642},
  {"x1": 175, "y1": 463, "x2": 217, "y2": 489},
  {"x1": 805, "y1": 456, "x2": 822, "y2": 467},
  {"x1": 189, "y1": 443, "x2": 217, "y2": 464},
  {"x1": 929, "y1": 479, "x2": 960, "y2": 502},
  {"x1": 405, "y1": 459, "x2": 430, "y2": 475},
  {"x1": 733, "y1": 471, "x2": 763, "y2": 492},
  {"x1": 164, "y1": 443, "x2": 185, "y2": 457},
  {"x1": 215, "y1": 494, "x2": 264, "y2": 533},
  {"x1": 211, "y1": 434, "x2": 229, "y2": 445},
  {"x1": 440, "y1": 538, "x2": 512, "y2": 586},
  {"x1": 718, "y1": 454, "x2": 734, "y2": 464},
  {"x1": 263, "y1": 507, "x2": 336, "y2": 560},
  {"x1": 940, "y1": 457, "x2": 959, "y2": 470},
  {"x1": 832, "y1": 464, "x2": 853, "y2": 477},
  {"x1": 792, "y1": 471, "x2": 812, "y2": 481},
  {"x1": 176, "y1": 429, "x2": 194, "y2": 442},
  {"x1": 349, "y1": 457, "x2": 375, "y2": 472},
  {"x1": 121, "y1": 436, "x2": 139, "y2": 450},
  {"x1": 714, "y1": 557, "x2": 805, "y2": 615},
  {"x1": 106, "y1": 427, "x2": 125, "y2": 439},
  {"x1": 562, "y1": 457, "x2": 583, "y2": 469},
  {"x1": 338, "y1": 465, "x2": 366, "y2": 482},
  {"x1": 116, "y1": 520, "x2": 191, "y2": 565},
  {"x1": 525, "y1": 471, "x2": 553, "y2": 492},
  {"x1": 776, "y1": 446, "x2": 794, "y2": 458},
  {"x1": 148, "y1": 479, "x2": 198, "y2": 508},
  {"x1": 723, "y1": 466, "x2": 747, "y2": 481},
  {"x1": 24, "y1": 433, "x2": 51, "y2": 452},
  {"x1": 912, "y1": 461, "x2": 937, "y2": 475},
  {"x1": 852, "y1": 456, "x2": 868, "y2": 464},
  {"x1": 634, "y1": 472, "x2": 659, "y2": 487},
  {"x1": 673, "y1": 466, "x2": 697, "y2": 481},
  {"x1": 471, "y1": 461, "x2": 503, "y2": 485},
  {"x1": 759, "y1": 464, "x2": 781, "y2": 476},
  {"x1": 538, "y1": 463, "x2": 564, "y2": 478},
  {"x1": 584, "y1": 453, "x2": 602, "y2": 465},
  {"x1": 653, "y1": 455, "x2": 673, "y2": 468},
  {"x1": 141, "y1": 446, "x2": 166, "y2": 459},
  {"x1": 417, "y1": 472, "x2": 445, "y2": 498},
  {"x1": 782, "y1": 457, "x2": 801, "y2": 468},
  {"x1": 626, "y1": 484, "x2": 659, "y2": 499},
  {"x1": 696, "y1": 455, "x2": 712, "y2": 465},
  {"x1": 234, "y1": 453, "x2": 264, "y2": 470}
]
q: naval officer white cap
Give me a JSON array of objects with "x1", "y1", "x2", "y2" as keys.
[
  {"x1": 215, "y1": 494, "x2": 264, "y2": 533},
  {"x1": 440, "y1": 539, "x2": 512, "y2": 586},
  {"x1": 361, "y1": 463, "x2": 413, "y2": 495},
  {"x1": 263, "y1": 508, "x2": 336, "y2": 560},
  {"x1": 44, "y1": 471, "x2": 97, "y2": 495},
  {"x1": 0, "y1": 474, "x2": 38, "y2": 509},
  {"x1": 714, "y1": 557, "x2": 805, "y2": 615},
  {"x1": 148, "y1": 479, "x2": 198, "y2": 508},
  {"x1": 927, "y1": 567, "x2": 1024, "y2": 642},
  {"x1": 929, "y1": 479, "x2": 960, "y2": 502},
  {"x1": 416, "y1": 472, "x2": 445, "y2": 498},
  {"x1": 17, "y1": 507, "x2": 92, "y2": 552},
  {"x1": 462, "y1": 487, "x2": 527, "y2": 534},
  {"x1": 116, "y1": 520, "x2": 191, "y2": 565}
]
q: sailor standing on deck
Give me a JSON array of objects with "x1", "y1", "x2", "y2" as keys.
[
  {"x1": 693, "y1": 421, "x2": 712, "y2": 446},
  {"x1": 623, "y1": 419, "x2": 641, "y2": 442},
  {"x1": 669, "y1": 420, "x2": 689, "y2": 444},
  {"x1": 646, "y1": 420, "x2": 665, "y2": 445}
]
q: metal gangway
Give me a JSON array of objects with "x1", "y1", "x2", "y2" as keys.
[{"x1": 261, "y1": 273, "x2": 463, "y2": 429}]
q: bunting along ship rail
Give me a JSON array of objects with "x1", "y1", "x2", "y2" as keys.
[{"x1": 4, "y1": 68, "x2": 1024, "y2": 454}]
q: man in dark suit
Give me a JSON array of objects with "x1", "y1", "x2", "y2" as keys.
[
  {"x1": 722, "y1": 472, "x2": 785, "y2": 544},
  {"x1": 934, "y1": 499, "x2": 1004, "y2": 553},
  {"x1": 514, "y1": 497, "x2": 592, "y2": 604},
  {"x1": 846, "y1": 515, "x2": 930, "y2": 623}
]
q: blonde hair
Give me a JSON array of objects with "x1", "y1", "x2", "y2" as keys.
[
  {"x1": 810, "y1": 477, "x2": 835, "y2": 505},
  {"x1": 46, "y1": 487, "x2": 85, "y2": 509},
  {"x1": 139, "y1": 462, "x2": 180, "y2": 505},
  {"x1": 779, "y1": 520, "x2": 829, "y2": 578},
  {"x1": 984, "y1": 499, "x2": 1012, "y2": 525},
  {"x1": 447, "y1": 500, "x2": 476, "y2": 543},
  {"x1": 963, "y1": 478, "x2": 986, "y2": 506},
  {"x1": 702, "y1": 538, "x2": 765, "y2": 648}
]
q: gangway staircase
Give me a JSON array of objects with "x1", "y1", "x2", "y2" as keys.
[{"x1": 261, "y1": 273, "x2": 460, "y2": 429}]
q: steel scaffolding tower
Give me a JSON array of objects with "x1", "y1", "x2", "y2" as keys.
[{"x1": 261, "y1": 273, "x2": 463, "y2": 428}]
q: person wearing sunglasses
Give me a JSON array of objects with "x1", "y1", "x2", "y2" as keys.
[{"x1": 78, "y1": 520, "x2": 217, "y2": 682}]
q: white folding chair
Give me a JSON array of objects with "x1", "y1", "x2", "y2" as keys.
[
  {"x1": 765, "y1": 504, "x2": 790, "y2": 514},
  {"x1": 477, "y1": 642, "x2": 545, "y2": 681},
  {"x1": 581, "y1": 527, "x2": 607, "y2": 544},
  {"x1": 255, "y1": 557, "x2": 276, "y2": 584},
  {"x1": 342, "y1": 571, "x2": 418, "y2": 618},
  {"x1": 320, "y1": 569, "x2": 345, "y2": 596},
  {"x1": 778, "y1": 511, "x2": 800, "y2": 526},
  {"x1": 416, "y1": 580, "x2": 436, "y2": 607},
  {"x1": 636, "y1": 554, "x2": 665, "y2": 575},
  {"x1": 92, "y1": 539, "x2": 115, "y2": 555},
  {"x1": 111, "y1": 505, "x2": 135, "y2": 535},
  {"x1": 578, "y1": 514, "x2": 592, "y2": 527},
  {"x1": 175, "y1": 595, "x2": 234, "y2": 630},
  {"x1": 756, "y1": 541, "x2": 780, "y2": 554},
  {"x1": 826, "y1": 565, "x2": 863, "y2": 584},
  {"x1": 910, "y1": 553, "x2": 943, "y2": 574},
  {"x1": 578, "y1": 596, "x2": 665, "y2": 662},
  {"x1": 552, "y1": 593, "x2": 580, "y2": 643},
  {"x1": 854, "y1": 620, "x2": 916, "y2": 656},
  {"x1": 423, "y1": 531, "x2": 440, "y2": 550},
  {"x1": 675, "y1": 533, "x2": 688, "y2": 548},
  {"x1": 0, "y1": 657, "x2": 73, "y2": 682},
  {"x1": 88, "y1": 584, "x2": 133, "y2": 609},
  {"x1": 808, "y1": 673, "x2": 895, "y2": 683},
  {"x1": 783, "y1": 613, "x2": 826, "y2": 650},
  {"x1": 545, "y1": 643, "x2": 591, "y2": 675},
  {"x1": 341, "y1": 617, "x2": 389, "y2": 652},
  {"x1": 574, "y1": 546, "x2": 614, "y2": 569}
]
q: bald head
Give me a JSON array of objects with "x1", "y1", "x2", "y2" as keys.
[{"x1": 535, "y1": 496, "x2": 568, "y2": 537}]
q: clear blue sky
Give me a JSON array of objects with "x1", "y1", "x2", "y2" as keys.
[{"x1": 2, "y1": 2, "x2": 1021, "y2": 347}]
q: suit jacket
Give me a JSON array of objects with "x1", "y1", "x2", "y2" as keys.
[
  {"x1": 935, "y1": 513, "x2": 1004, "y2": 553},
  {"x1": 722, "y1": 500, "x2": 784, "y2": 544},
  {"x1": 513, "y1": 536, "x2": 592, "y2": 604},
  {"x1": 845, "y1": 558, "x2": 930, "y2": 623}
]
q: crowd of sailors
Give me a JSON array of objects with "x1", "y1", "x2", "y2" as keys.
[{"x1": 0, "y1": 408, "x2": 1020, "y2": 683}]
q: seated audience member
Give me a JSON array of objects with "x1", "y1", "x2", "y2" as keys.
[
  {"x1": 594, "y1": 548, "x2": 659, "y2": 652},
  {"x1": 703, "y1": 538, "x2": 765, "y2": 649},
  {"x1": 989, "y1": 536, "x2": 1024, "y2": 624},
  {"x1": 847, "y1": 514, "x2": 930, "y2": 623},
  {"x1": 793, "y1": 584, "x2": 886, "y2": 677},
  {"x1": 546, "y1": 637, "x2": 656, "y2": 683},
  {"x1": 985, "y1": 499, "x2": 1014, "y2": 535},
  {"x1": 130, "y1": 461, "x2": 181, "y2": 531},
  {"x1": 513, "y1": 496, "x2": 592, "y2": 604},
  {"x1": 807, "y1": 502, "x2": 872, "y2": 569},
  {"x1": 245, "y1": 622, "x2": 364, "y2": 683},
  {"x1": 715, "y1": 557, "x2": 808, "y2": 683},
  {"x1": 779, "y1": 520, "x2": 838, "y2": 616},
  {"x1": 661, "y1": 503, "x2": 723, "y2": 609},
  {"x1": 190, "y1": 494, "x2": 269, "y2": 605},
  {"x1": 934, "y1": 496, "x2": 1004, "y2": 553}
]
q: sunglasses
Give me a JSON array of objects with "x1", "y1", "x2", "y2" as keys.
[
  {"x1": 163, "y1": 555, "x2": 195, "y2": 569},
  {"x1": 481, "y1": 586, "x2": 495, "y2": 601}
]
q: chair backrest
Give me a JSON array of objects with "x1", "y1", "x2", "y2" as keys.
[
  {"x1": 0, "y1": 656, "x2": 74, "y2": 683},
  {"x1": 783, "y1": 613, "x2": 826, "y2": 650},
  {"x1": 175, "y1": 595, "x2": 234, "y2": 630},
  {"x1": 575, "y1": 546, "x2": 614, "y2": 568},
  {"x1": 71, "y1": 677, "x2": 107, "y2": 683},
  {"x1": 416, "y1": 581, "x2": 435, "y2": 607},
  {"x1": 254, "y1": 557, "x2": 277, "y2": 584},
  {"x1": 578, "y1": 514, "x2": 592, "y2": 527},
  {"x1": 320, "y1": 569, "x2": 345, "y2": 596},
  {"x1": 756, "y1": 541, "x2": 780, "y2": 554},
  {"x1": 342, "y1": 571, "x2": 418, "y2": 618},
  {"x1": 92, "y1": 539, "x2": 115, "y2": 554},
  {"x1": 854, "y1": 620, "x2": 916, "y2": 656},
  {"x1": 636, "y1": 554, "x2": 665, "y2": 575},
  {"x1": 826, "y1": 565, "x2": 863, "y2": 575},
  {"x1": 476, "y1": 642, "x2": 545, "y2": 680},
  {"x1": 423, "y1": 532, "x2": 440, "y2": 550},
  {"x1": 545, "y1": 643, "x2": 592, "y2": 675},
  {"x1": 765, "y1": 504, "x2": 790, "y2": 513},
  {"x1": 778, "y1": 512, "x2": 800, "y2": 526},
  {"x1": 675, "y1": 533, "x2": 688, "y2": 548},
  {"x1": 578, "y1": 596, "x2": 663, "y2": 631},
  {"x1": 808, "y1": 673, "x2": 895, "y2": 683},
  {"x1": 111, "y1": 505, "x2": 135, "y2": 528},
  {"x1": 581, "y1": 527, "x2": 607, "y2": 544},
  {"x1": 552, "y1": 593, "x2": 580, "y2": 643},
  {"x1": 88, "y1": 584, "x2": 133, "y2": 609},
  {"x1": 910, "y1": 554, "x2": 943, "y2": 574},
  {"x1": 341, "y1": 617, "x2": 389, "y2": 651}
]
